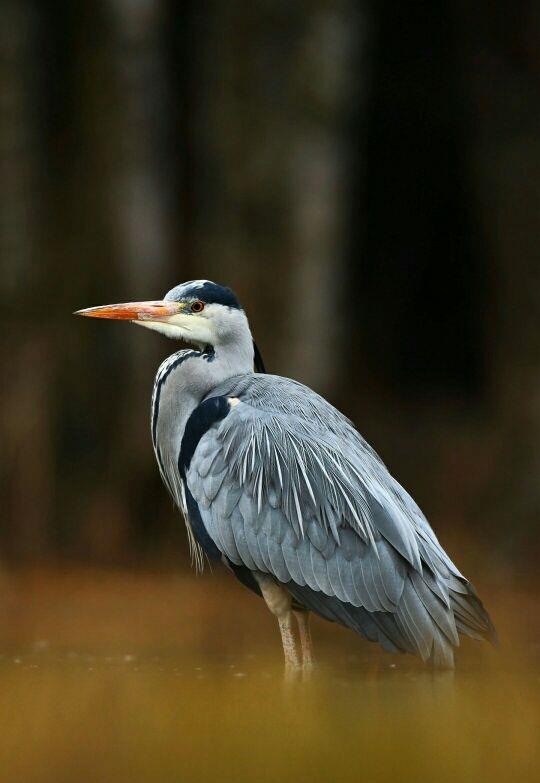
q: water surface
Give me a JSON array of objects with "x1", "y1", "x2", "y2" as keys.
[{"x1": 0, "y1": 568, "x2": 537, "y2": 782}]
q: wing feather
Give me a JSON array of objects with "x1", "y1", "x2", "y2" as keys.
[
  {"x1": 230, "y1": 509, "x2": 258, "y2": 570},
  {"x1": 309, "y1": 544, "x2": 333, "y2": 595},
  {"x1": 242, "y1": 511, "x2": 267, "y2": 571}
]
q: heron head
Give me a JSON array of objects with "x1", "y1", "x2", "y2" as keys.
[{"x1": 75, "y1": 280, "x2": 251, "y2": 351}]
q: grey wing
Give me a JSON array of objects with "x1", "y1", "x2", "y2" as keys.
[{"x1": 186, "y1": 376, "x2": 495, "y2": 665}]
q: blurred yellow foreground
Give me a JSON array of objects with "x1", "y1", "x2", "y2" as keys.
[{"x1": 0, "y1": 567, "x2": 537, "y2": 783}]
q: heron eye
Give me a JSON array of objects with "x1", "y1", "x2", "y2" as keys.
[{"x1": 190, "y1": 300, "x2": 205, "y2": 313}]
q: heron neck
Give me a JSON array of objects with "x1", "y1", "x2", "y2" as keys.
[{"x1": 152, "y1": 331, "x2": 254, "y2": 462}]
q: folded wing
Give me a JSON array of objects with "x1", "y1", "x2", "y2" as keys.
[{"x1": 185, "y1": 375, "x2": 495, "y2": 666}]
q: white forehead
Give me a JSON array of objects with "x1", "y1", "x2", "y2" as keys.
[
  {"x1": 164, "y1": 280, "x2": 242, "y2": 310},
  {"x1": 187, "y1": 280, "x2": 210, "y2": 289},
  {"x1": 165, "y1": 280, "x2": 210, "y2": 299}
]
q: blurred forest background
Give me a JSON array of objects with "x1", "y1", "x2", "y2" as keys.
[
  {"x1": 2, "y1": 7, "x2": 540, "y2": 783},
  {"x1": 1, "y1": 0, "x2": 539, "y2": 577}
]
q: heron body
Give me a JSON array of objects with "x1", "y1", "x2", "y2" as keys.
[{"x1": 77, "y1": 280, "x2": 496, "y2": 672}]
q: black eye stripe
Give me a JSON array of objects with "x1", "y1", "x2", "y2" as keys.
[{"x1": 165, "y1": 281, "x2": 241, "y2": 309}]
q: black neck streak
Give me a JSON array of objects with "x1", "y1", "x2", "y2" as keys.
[{"x1": 151, "y1": 351, "x2": 195, "y2": 448}]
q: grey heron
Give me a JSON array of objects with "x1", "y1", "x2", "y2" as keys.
[{"x1": 76, "y1": 280, "x2": 496, "y2": 673}]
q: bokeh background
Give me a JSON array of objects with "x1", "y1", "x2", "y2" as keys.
[
  {"x1": 1, "y1": 4, "x2": 540, "y2": 782},
  {"x1": 2, "y1": 0, "x2": 539, "y2": 573}
]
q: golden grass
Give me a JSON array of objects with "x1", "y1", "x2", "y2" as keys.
[{"x1": 0, "y1": 567, "x2": 538, "y2": 783}]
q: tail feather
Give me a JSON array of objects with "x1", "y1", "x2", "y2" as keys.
[
  {"x1": 283, "y1": 567, "x2": 496, "y2": 669},
  {"x1": 449, "y1": 583, "x2": 498, "y2": 646}
]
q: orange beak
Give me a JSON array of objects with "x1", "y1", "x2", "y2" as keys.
[{"x1": 74, "y1": 301, "x2": 182, "y2": 321}]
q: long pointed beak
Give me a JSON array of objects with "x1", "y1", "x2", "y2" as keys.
[{"x1": 74, "y1": 301, "x2": 182, "y2": 321}]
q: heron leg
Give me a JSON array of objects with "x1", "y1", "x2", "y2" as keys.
[
  {"x1": 254, "y1": 573, "x2": 301, "y2": 677},
  {"x1": 294, "y1": 608, "x2": 314, "y2": 676}
]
